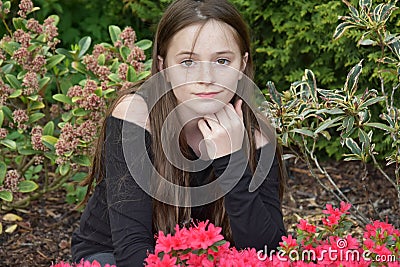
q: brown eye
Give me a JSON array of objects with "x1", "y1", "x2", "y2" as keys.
[
  {"x1": 181, "y1": 59, "x2": 195, "y2": 67},
  {"x1": 216, "y1": 58, "x2": 230, "y2": 65}
]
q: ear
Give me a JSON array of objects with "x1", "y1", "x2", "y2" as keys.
[
  {"x1": 157, "y1": 55, "x2": 164, "y2": 72},
  {"x1": 239, "y1": 52, "x2": 249, "y2": 80},
  {"x1": 158, "y1": 55, "x2": 171, "y2": 82}
]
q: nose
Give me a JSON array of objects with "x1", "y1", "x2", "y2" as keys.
[{"x1": 197, "y1": 62, "x2": 215, "y2": 84}]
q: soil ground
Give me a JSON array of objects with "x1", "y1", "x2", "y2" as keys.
[{"x1": 0, "y1": 159, "x2": 398, "y2": 266}]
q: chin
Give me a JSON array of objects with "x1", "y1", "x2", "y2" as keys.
[{"x1": 188, "y1": 101, "x2": 227, "y2": 115}]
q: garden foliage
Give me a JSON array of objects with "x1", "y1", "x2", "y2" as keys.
[
  {"x1": 266, "y1": 0, "x2": 400, "y2": 226},
  {"x1": 0, "y1": 0, "x2": 152, "y2": 233}
]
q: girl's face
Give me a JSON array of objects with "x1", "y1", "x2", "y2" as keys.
[{"x1": 159, "y1": 19, "x2": 248, "y2": 116}]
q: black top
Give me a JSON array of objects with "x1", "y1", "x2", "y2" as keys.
[{"x1": 71, "y1": 116, "x2": 286, "y2": 267}]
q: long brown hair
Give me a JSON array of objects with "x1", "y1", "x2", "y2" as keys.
[{"x1": 81, "y1": 0, "x2": 287, "y2": 244}]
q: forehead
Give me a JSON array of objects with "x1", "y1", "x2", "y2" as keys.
[{"x1": 168, "y1": 19, "x2": 241, "y2": 55}]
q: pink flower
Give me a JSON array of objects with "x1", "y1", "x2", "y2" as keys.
[
  {"x1": 339, "y1": 201, "x2": 351, "y2": 214},
  {"x1": 120, "y1": 27, "x2": 136, "y2": 48},
  {"x1": 279, "y1": 234, "x2": 297, "y2": 251},
  {"x1": 297, "y1": 219, "x2": 316, "y2": 233},
  {"x1": 18, "y1": 0, "x2": 33, "y2": 18},
  {"x1": 155, "y1": 232, "x2": 175, "y2": 254},
  {"x1": 0, "y1": 128, "x2": 8, "y2": 139},
  {"x1": 188, "y1": 220, "x2": 224, "y2": 250}
]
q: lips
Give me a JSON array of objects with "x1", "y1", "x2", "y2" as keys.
[{"x1": 194, "y1": 92, "x2": 220, "y2": 98}]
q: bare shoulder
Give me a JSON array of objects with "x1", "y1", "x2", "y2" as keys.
[
  {"x1": 255, "y1": 129, "x2": 269, "y2": 149},
  {"x1": 111, "y1": 93, "x2": 151, "y2": 132}
]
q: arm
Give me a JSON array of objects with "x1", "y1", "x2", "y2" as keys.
[
  {"x1": 212, "y1": 146, "x2": 286, "y2": 251},
  {"x1": 104, "y1": 114, "x2": 154, "y2": 266}
]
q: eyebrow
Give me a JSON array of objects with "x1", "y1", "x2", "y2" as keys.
[{"x1": 175, "y1": 50, "x2": 236, "y2": 56}]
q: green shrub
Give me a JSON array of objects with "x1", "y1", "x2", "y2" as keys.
[
  {"x1": 266, "y1": 0, "x2": 400, "y2": 225},
  {"x1": 0, "y1": 0, "x2": 152, "y2": 228}
]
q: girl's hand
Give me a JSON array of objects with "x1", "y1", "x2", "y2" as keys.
[{"x1": 198, "y1": 99, "x2": 244, "y2": 159}]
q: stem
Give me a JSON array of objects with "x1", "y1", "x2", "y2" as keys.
[
  {"x1": 361, "y1": 163, "x2": 384, "y2": 221},
  {"x1": 1, "y1": 18, "x2": 12, "y2": 36},
  {"x1": 21, "y1": 156, "x2": 36, "y2": 173},
  {"x1": 301, "y1": 136, "x2": 370, "y2": 225},
  {"x1": 370, "y1": 153, "x2": 397, "y2": 189},
  {"x1": 4, "y1": 173, "x2": 71, "y2": 210}
]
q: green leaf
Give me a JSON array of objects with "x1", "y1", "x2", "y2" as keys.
[
  {"x1": 48, "y1": 15, "x2": 60, "y2": 25},
  {"x1": 59, "y1": 163, "x2": 70, "y2": 176},
  {"x1": 0, "y1": 110, "x2": 3, "y2": 128},
  {"x1": 359, "y1": 0, "x2": 372, "y2": 11},
  {"x1": 344, "y1": 60, "x2": 363, "y2": 97},
  {"x1": 207, "y1": 254, "x2": 214, "y2": 261},
  {"x1": 358, "y1": 96, "x2": 385, "y2": 109},
  {"x1": 108, "y1": 73, "x2": 121, "y2": 83},
  {"x1": 291, "y1": 128, "x2": 315, "y2": 138},
  {"x1": 358, "y1": 128, "x2": 370, "y2": 148},
  {"x1": 135, "y1": 39, "x2": 152, "y2": 50},
  {"x1": 120, "y1": 46, "x2": 130, "y2": 61},
  {"x1": 72, "y1": 172, "x2": 88, "y2": 182},
  {"x1": 61, "y1": 112, "x2": 73, "y2": 122},
  {"x1": 333, "y1": 22, "x2": 357, "y2": 40},
  {"x1": 8, "y1": 89, "x2": 22, "y2": 98},
  {"x1": 53, "y1": 94, "x2": 73, "y2": 105},
  {"x1": 56, "y1": 48, "x2": 75, "y2": 60},
  {"x1": 304, "y1": 69, "x2": 317, "y2": 102},
  {"x1": 44, "y1": 152, "x2": 56, "y2": 163},
  {"x1": 2, "y1": 1, "x2": 11, "y2": 12},
  {"x1": 0, "y1": 161, "x2": 6, "y2": 184},
  {"x1": 28, "y1": 113, "x2": 45, "y2": 123},
  {"x1": 41, "y1": 135, "x2": 58, "y2": 146},
  {"x1": 78, "y1": 36, "x2": 92, "y2": 58},
  {"x1": 210, "y1": 245, "x2": 219, "y2": 252},
  {"x1": 43, "y1": 121, "x2": 54, "y2": 136},
  {"x1": 12, "y1": 18, "x2": 25, "y2": 30},
  {"x1": 315, "y1": 117, "x2": 343, "y2": 134},
  {"x1": 137, "y1": 71, "x2": 151, "y2": 81},
  {"x1": 343, "y1": 116, "x2": 355, "y2": 134},
  {"x1": 2, "y1": 63, "x2": 14, "y2": 74},
  {"x1": 17, "y1": 147, "x2": 38, "y2": 156},
  {"x1": 72, "y1": 61, "x2": 88, "y2": 74},
  {"x1": 39, "y1": 77, "x2": 51, "y2": 90},
  {"x1": 2, "y1": 41, "x2": 20, "y2": 56},
  {"x1": 72, "y1": 108, "x2": 90, "y2": 117},
  {"x1": 109, "y1": 25, "x2": 121, "y2": 45},
  {"x1": 0, "y1": 191, "x2": 13, "y2": 202},
  {"x1": 18, "y1": 180, "x2": 38, "y2": 193},
  {"x1": 266, "y1": 81, "x2": 282, "y2": 106},
  {"x1": 73, "y1": 155, "x2": 91, "y2": 166},
  {"x1": 97, "y1": 54, "x2": 106, "y2": 66},
  {"x1": 212, "y1": 240, "x2": 226, "y2": 247},
  {"x1": 345, "y1": 138, "x2": 362, "y2": 156},
  {"x1": 0, "y1": 139, "x2": 16, "y2": 150},
  {"x1": 29, "y1": 101, "x2": 45, "y2": 110},
  {"x1": 5, "y1": 74, "x2": 21, "y2": 89},
  {"x1": 364, "y1": 122, "x2": 393, "y2": 132},
  {"x1": 46, "y1": 54, "x2": 65, "y2": 70},
  {"x1": 127, "y1": 66, "x2": 137, "y2": 82}
]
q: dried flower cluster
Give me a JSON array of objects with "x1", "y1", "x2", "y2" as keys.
[
  {"x1": 67, "y1": 80, "x2": 105, "y2": 111},
  {"x1": 31, "y1": 126, "x2": 47, "y2": 151},
  {"x1": 12, "y1": 109, "x2": 29, "y2": 130},
  {"x1": 1, "y1": 170, "x2": 22, "y2": 192}
]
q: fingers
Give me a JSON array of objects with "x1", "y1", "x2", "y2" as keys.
[
  {"x1": 234, "y1": 99, "x2": 243, "y2": 120},
  {"x1": 198, "y1": 118, "x2": 212, "y2": 138}
]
